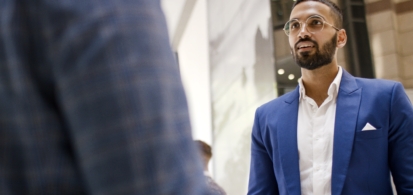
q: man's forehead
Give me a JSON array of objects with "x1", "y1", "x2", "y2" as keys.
[{"x1": 289, "y1": 1, "x2": 331, "y2": 20}]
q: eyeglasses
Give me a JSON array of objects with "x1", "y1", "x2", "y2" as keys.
[{"x1": 283, "y1": 15, "x2": 340, "y2": 36}]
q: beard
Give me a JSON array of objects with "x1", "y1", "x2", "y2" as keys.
[{"x1": 291, "y1": 33, "x2": 337, "y2": 70}]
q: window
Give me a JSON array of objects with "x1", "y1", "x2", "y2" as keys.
[
  {"x1": 340, "y1": 0, "x2": 375, "y2": 78},
  {"x1": 270, "y1": 0, "x2": 301, "y2": 95}
]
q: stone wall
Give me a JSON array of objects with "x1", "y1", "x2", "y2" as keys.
[{"x1": 365, "y1": 0, "x2": 413, "y2": 89}]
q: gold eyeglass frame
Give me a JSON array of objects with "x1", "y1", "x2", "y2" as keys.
[{"x1": 283, "y1": 15, "x2": 340, "y2": 36}]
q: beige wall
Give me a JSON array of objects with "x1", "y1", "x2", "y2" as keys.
[
  {"x1": 365, "y1": 0, "x2": 413, "y2": 89},
  {"x1": 406, "y1": 89, "x2": 413, "y2": 102}
]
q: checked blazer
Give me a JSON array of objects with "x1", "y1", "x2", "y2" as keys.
[{"x1": 0, "y1": 0, "x2": 212, "y2": 194}]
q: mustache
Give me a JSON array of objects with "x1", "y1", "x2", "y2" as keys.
[{"x1": 295, "y1": 38, "x2": 318, "y2": 49}]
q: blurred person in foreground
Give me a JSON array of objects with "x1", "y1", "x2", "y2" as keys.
[
  {"x1": 194, "y1": 140, "x2": 226, "y2": 195},
  {"x1": 0, "y1": 0, "x2": 213, "y2": 194},
  {"x1": 248, "y1": 0, "x2": 413, "y2": 194}
]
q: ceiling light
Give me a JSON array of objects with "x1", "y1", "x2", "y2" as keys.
[{"x1": 278, "y1": 69, "x2": 285, "y2": 75}]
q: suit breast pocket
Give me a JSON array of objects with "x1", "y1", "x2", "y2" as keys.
[{"x1": 355, "y1": 128, "x2": 386, "y2": 140}]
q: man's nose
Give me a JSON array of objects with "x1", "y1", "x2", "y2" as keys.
[{"x1": 297, "y1": 23, "x2": 311, "y2": 39}]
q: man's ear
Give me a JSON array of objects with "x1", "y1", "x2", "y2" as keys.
[{"x1": 337, "y1": 29, "x2": 347, "y2": 48}]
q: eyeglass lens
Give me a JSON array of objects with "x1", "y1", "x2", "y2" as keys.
[{"x1": 284, "y1": 16, "x2": 325, "y2": 36}]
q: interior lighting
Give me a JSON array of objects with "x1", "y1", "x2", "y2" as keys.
[{"x1": 278, "y1": 69, "x2": 285, "y2": 75}]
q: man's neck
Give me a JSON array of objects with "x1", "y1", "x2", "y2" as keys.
[{"x1": 301, "y1": 64, "x2": 339, "y2": 106}]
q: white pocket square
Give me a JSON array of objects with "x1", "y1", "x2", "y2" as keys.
[{"x1": 362, "y1": 123, "x2": 376, "y2": 131}]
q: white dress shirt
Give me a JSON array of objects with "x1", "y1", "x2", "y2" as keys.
[{"x1": 297, "y1": 67, "x2": 343, "y2": 195}]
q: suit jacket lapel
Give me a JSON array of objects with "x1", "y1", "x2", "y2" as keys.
[
  {"x1": 277, "y1": 86, "x2": 301, "y2": 195},
  {"x1": 331, "y1": 70, "x2": 361, "y2": 195}
]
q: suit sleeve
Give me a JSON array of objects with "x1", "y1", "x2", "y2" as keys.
[
  {"x1": 47, "y1": 0, "x2": 210, "y2": 194},
  {"x1": 388, "y1": 82, "x2": 413, "y2": 194},
  {"x1": 248, "y1": 109, "x2": 279, "y2": 195}
]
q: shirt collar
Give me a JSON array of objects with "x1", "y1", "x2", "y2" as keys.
[{"x1": 298, "y1": 66, "x2": 343, "y2": 100}]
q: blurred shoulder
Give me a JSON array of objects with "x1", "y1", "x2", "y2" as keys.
[{"x1": 256, "y1": 87, "x2": 299, "y2": 116}]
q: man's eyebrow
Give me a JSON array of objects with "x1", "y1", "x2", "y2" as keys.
[
  {"x1": 311, "y1": 14, "x2": 326, "y2": 19},
  {"x1": 289, "y1": 14, "x2": 326, "y2": 21}
]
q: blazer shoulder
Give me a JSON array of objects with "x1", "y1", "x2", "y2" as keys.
[
  {"x1": 355, "y1": 77, "x2": 398, "y2": 87},
  {"x1": 256, "y1": 88, "x2": 298, "y2": 116},
  {"x1": 354, "y1": 77, "x2": 401, "y2": 93}
]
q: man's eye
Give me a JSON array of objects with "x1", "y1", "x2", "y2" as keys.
[
  {"x1": 291, "y1": 23, "x2": 300, "y2": 29},
  {"x1": 310, "y1": 19, "x2": 323, "y2": 26}
]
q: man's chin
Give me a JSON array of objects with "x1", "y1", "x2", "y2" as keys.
[
  {"x1": 298, "y1": 51, "x2": 311, "y2": 57},
  {"x1": 298, "y1": 61, "x2": 330, "y2": 70},
  {"x1": 300, "y1": 65, "x2": 321, "y2": 70},
  {"x1": 296, "y1": 56, "x2": 314, "y2": 65}
]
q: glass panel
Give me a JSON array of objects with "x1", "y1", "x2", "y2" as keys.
[
  {"x1": 354, "y1": 22, "x2": 374, "y2": 78},
  {"x1": 270, "y1": 0, "x2": 301, "y2": 95},
  {"x1": 340, "y1": 0, "x2": 375, "y2": 78},
  {"x1": 351, "y1": 5, "x2": 366, "y2": 19},
  {"x1": 271, "y1": 0, "x2": 294, "y2": 28}
]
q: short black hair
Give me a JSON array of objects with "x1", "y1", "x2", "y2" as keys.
[{"x1": 292, "y1": 0, "x2": 343, "y2": 29}]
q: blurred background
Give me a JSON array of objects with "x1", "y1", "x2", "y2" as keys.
[{"x1": 161, "y1": 0, "x2": 413, "y2": 194}]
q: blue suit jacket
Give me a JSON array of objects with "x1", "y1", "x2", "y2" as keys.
[
  {"x1": 0, "y1": 0, "x2": 212, "y2": 194},
  {"x1": 248, "y1": 70, "x2": 413, "y2": 195}
]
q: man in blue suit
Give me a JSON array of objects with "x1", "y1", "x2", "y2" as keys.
[
  {"x1": 0, "y1": 0, "x2": 213, "y2": 194},
  {"x1": 248, "y1": 0, "x2": 413, "y2": 194}
]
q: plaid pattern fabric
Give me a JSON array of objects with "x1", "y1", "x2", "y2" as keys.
[
  {"x1": 0, "y1": 0, "x2": 212, "y2": 194},
  {"x1": 205, "y1": 175, "x2": 226, "y2": 195}
]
